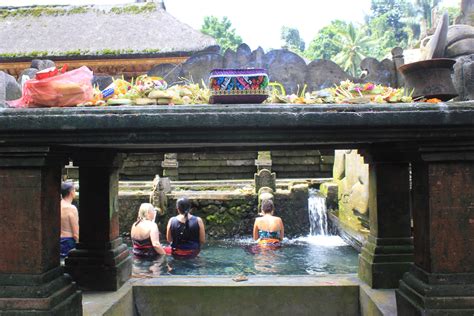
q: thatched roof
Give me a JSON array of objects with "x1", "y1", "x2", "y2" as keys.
[{"x1": 0, "y1": 3, "x2": 217, "y2": 58}]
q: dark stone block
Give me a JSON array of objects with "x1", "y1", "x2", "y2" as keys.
[
  {"x1": 397, "y1": 265, "x2": 474, "y2": 315},
  {"x1": 0, "y1": 71, "x2": 21, "y2": 106},
  {"x1": 249, "y1": 47, "x2": 265, "y2": 69},
  {"x1": 17, "y1": 67, "x2": 38, "y2": 83},
  {"x1": 305, "y1": 59, "x2": 358, "y2": 92},
  {"x1": 360, "y1": 57, "x2": 397, "y2": 87},
  {"x1": 264, "y1": 49, "x2": 306, "y2": 94},
  {"x1": 65, "y1": 239, "x2": 132, "y2": 291},
  {"x1": 31, "y1": 59, "x2": 55, "y2": 71},
  {"x1": 0, "y1": 268, "x2": 82, "y2": 315},
  {"x1": 223, "y1": 48, "x2": 237, "y2": 68},
  {"x1": 358, "y1": 236, "x2": 414, "y2": 288}
]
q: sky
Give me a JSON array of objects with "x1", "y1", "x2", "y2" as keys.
[{"x1": 0, "y1": 0, "x2": 461, "y2": 50}]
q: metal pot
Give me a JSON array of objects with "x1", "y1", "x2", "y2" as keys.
[{"x1": 398, "y1": 58, "x2": 458, "y2": 101}]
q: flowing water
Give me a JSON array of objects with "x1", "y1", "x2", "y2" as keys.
[
  {"x1": 132, "y1": 189, "x2": 358, "y2": 277},
  {"x1": 308, "y1": 188, "x2": 329, "y2": 236}
]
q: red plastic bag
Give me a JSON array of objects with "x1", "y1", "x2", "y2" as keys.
[{"x1": 8, "y1": 66, "x2": 93, "y2": 108}]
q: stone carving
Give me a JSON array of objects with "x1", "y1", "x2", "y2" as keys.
[
  {"x1": 150, "y1": 175, "x2": 171, "y2": 214},
  {"x1": 391, "y1": 47, "x2": 405, "y2": 87},
  {"x1": 132, "y1": 43, "x2": 403, "y2": 95},
  {"x1": 0, "y1": 71, "x2": 22, "y2": 107},
  {"x1": 446, "y1": 25, "x2": 474, "y2": 58},
  {"x1": 147, "y1": 63, "x2": 182, "y2": 85},
  {"x1": 254, "y1": 168, "x2": 276, "y2": 193},
  {"x1": 162, "y1": 153, "x2": 179, "y2": 180},
  {"x1": 264, "y1": 49, "x2": 307, "y2": 94},
  {"x1": 420, "y1": 13, "x2": 449, "y2": 60},
  {"x1": 453, "y1": 54, "x2": 474, "y2": 100},
  {"x1": 333, "y1": 150, "x2": 369, "y2": 229},
  {"x1": 255, "y1": 151, "x2": 272, "y2": 172}
]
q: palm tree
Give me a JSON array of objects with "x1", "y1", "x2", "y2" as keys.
[{"x1": 331, "y1": 23, "x2": 373, "y2": 77}]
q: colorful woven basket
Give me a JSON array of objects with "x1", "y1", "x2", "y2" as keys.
[{"x1": 209, "y1": 68, "x2": 269, "y2": 104}]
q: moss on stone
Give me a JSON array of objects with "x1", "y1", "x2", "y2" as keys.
[
  {"x1": 0, "y1": 47, "x2": 166, "y2": 58},
  {"x1": 0, "y1": 3, "x2": 156, "y2": 19},
  {"x1": 110, "y1": 3, "x2": 157, "y2": 15}
]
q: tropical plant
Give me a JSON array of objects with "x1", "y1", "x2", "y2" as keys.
[
  {"x1": 331, "y1": 23, "x2": 373, "y2": 76},
  {"x1": 201, "y1": 16, "x2": 243, "y2": 52},
  {"x1": 303, "y1": 20, "x2": 349, "y2": 61}
]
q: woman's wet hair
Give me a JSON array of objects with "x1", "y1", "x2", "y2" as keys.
[
  {"x1": 61, "y1": 182, "x2": 75, "y2": 199},
  {"x1": 176, "y1": 197, "x2": 191, "y2": 231},
  {"x1": 135, "y1": 203, "x2": 157, "y2": 225},
  {"x1": 261, "y1": 199, "x2": 274, "y2": 214}
]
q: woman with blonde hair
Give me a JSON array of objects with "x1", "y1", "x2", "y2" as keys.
[{"x1": 131, "y1": 203, "x2": 166, "y2": 258}]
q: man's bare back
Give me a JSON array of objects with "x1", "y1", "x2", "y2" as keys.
[{"x1": 61, "y1": 200, "x2": 79, "y2": 242}]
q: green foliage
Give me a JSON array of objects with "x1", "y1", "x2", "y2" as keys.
[
  {"x1": 201, "y1": 16, "x2": 243, "y2": 52},
  {"x1": 414, "y1": 0, "x2": 441, "y2": 29},
  {"x1": 110, "y1": 2, "x2": 156, "y2": 15},
  {"x1": 0, "y1": 3, "x2": 156, "y2": 19},
  {"x1": 331, "y1": 23, "x2": 373, "y2": 76},
  {"x1": 0, "y1": 48, "x2": 163, "y2": 59},
  {"x1": 303, "y1": 20, "x2": 349, "y2": 61},
  {"x1": 370, "y1": 0, "x2": 410, "y2": 43},
  {"x1": 281, "y1": 26, "x2": 305, "y2": 52},
  {"x1": 438, "y1": 5, "x2": 461, "y2": 25}
]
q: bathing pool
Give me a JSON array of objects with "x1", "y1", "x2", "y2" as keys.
[{"x1": 132, "y1": 235, "x2": 358, "y2": 277}]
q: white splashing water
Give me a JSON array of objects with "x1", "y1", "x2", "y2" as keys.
[
  {"x1": 308, "y1": 189, "x2": 328, "y2": 236},
  {"x1": 289, "y1": 235, "x2": 348, "y2": 247}
]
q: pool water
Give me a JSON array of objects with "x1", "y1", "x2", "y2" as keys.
[{"x1": 132, "y1": 236, "x2": 359, "y2": 277}]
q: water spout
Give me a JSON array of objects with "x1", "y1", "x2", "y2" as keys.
[{"x1": 308, "y1": 189, "x2": 328, "y2": 236}]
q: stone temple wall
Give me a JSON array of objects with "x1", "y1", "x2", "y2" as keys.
[
  {"x1": 118, "y1": 184, "x2": 310, "y2": 239},
  {"x1": 148, "y1": 44, "x2": 399, "y2": 94},
  {"x1": 121, "y1": 150, "x2": 334, "y2": 181}
]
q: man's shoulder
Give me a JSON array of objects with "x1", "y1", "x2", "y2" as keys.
[{"x1": 62, "y1": 204, "x2": 78, "y2": 213}]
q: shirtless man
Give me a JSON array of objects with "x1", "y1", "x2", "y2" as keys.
[{"x1": 60, "y1": 182, "x2": 79, "y2": 258}]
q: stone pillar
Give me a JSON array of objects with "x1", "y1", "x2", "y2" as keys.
[
  {"x1": 391, "y1": 47, "x2": 405, "y2": 88},
  {"x1": 0, "y1": 147, "x2": 82, "y2": 315},
  {"x1": 255, "y1": 151, "x2": 272, "y2": 172},
  {"x1": 65, "y1": 151, "x2": 132, "y2": 291},
  {"x1": 358, "y1": 150, "x2": 414, "y2": 288},
  {"x1": 397, "y1": 150, "x2": 474, "y2": 315},
  {"x1": 162, "y1": 153, "x2": 179, "y2": 180}
]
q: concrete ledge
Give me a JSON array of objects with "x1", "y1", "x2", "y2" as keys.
[
  {"x1": 360, "y1": 283, "x2": 397, "y2": 316},
  {"x1": 82, "y1": 275, "x2": 399, "y2": 316},
  {"x1": 83, "y1": 281, "x2": 134, "y2": 316},
  {"x1": 133, "y1": 275, "x2": 360, "y2": 316}
]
